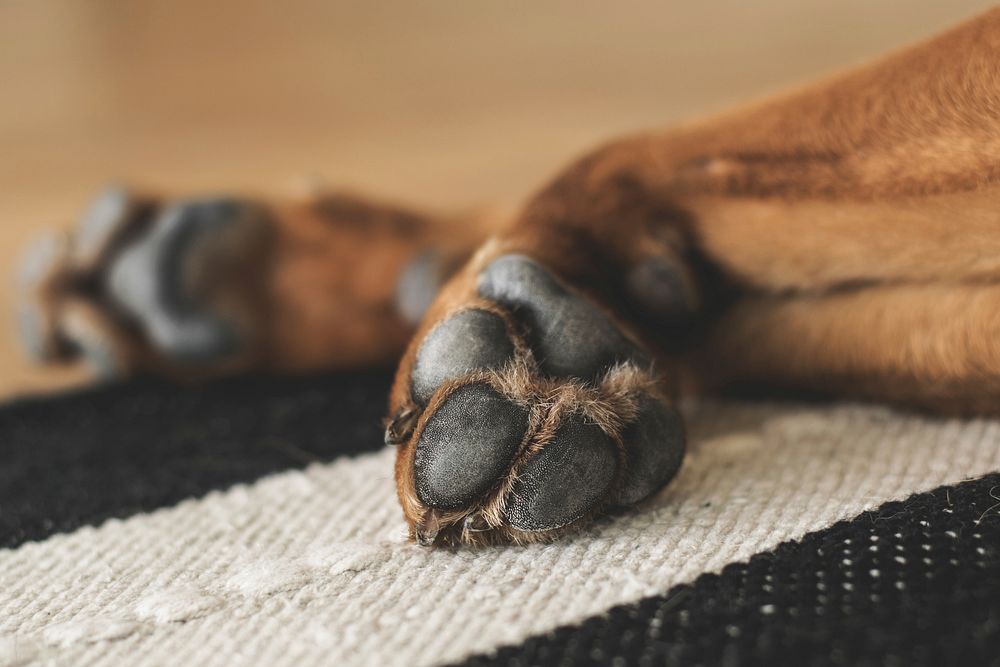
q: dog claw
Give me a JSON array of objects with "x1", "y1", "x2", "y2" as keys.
[
  {"x1": 385, "y1": 406, "x2": 420, "y2": 446},
  {"x1": 415, "y1": 510, "x2": 443, "y2": 547}
]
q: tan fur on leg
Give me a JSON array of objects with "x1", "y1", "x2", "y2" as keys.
[{"x1": 693, "y1": 282, "x2": 1000, "y2": 415}]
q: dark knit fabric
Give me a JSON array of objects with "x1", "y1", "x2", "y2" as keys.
[
  {"x1": 3, "y1": 373, "x2": 999, "y2": 665},
  {"x1": 460, "y1": 473, "x2": 1000, "y2": 667},
  {"x1": 0, "y1": 371, "x2": 391, "y2": 550}
]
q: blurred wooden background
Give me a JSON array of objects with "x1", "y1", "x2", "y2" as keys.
[{"x1": 0, "y1": 0, "x2": 992, "y2": 399}]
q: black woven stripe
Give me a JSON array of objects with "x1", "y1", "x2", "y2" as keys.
[
  {"x1": 461, "y1": 473, "x2": 1000, "y2": 667},
  {"x1": 0, "y1": 370, "x2": 391, "y2": 550}
]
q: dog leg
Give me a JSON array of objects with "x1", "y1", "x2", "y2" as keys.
[
  {"x1": 390, "y1": 8, "x2": 1000, "y2": 544},
  {"x1": 694, "y1": 282, "x2": 1000, "y2": 415},
  {"x1": 17, "y1": 188, "x2": 489, "y2": 378}
]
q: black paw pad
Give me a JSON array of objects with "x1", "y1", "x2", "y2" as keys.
[
  {"x1": 625, "y1": 257, "x2": 696, "y2": 327},
  {"x1": 106, "y1": 199, "x2": 262, "y2": 362},
  {"x1": 415, "y1": 383, "x2": 529, "y2": 509},
  {"x1": 505, "y1": 413, "x2": 618, "y2": 531},
  {"x1": 612, "y1": 395, "x2": 685, "y2": 506},
  {"x1": 16, "y1": 299, "x2": 49, "y2": 362},
  {"x1": 396, "y1": 249, "x2": 450, "y2": 326},
  {"x1": 478, "y1": 254, "x2": 645, "y2": 380},
  {"x1": 411, "y1": 308, "x2": 516, "y2": 404},
  {"x1": 73, "y1": 186, "x2": 136, "y2": 265},
  {"x1": 16, "y1": 233, "x2": 67, "y2": 362}
]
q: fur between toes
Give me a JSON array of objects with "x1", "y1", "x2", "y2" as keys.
[
  {"x1": 396, "y1": 360, "x2": 676, "y2": 547},
  {"x1": 392, "y1": 251, "x2": 686, "y2": 547}
]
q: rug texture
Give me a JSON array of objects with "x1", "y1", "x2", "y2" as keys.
[{"x1": 1, "y1": 372, "x2": 998, "y2": 666}]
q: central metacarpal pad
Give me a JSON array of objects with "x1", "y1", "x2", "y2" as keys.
[
  {"x1": 477, "y1": 254, "x2": 646, "y2": 380},
  {"x1": 414, "y1": 383, "x2": 529, "y2": 510}
]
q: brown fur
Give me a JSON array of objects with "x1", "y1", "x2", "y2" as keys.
[
  {"x1": 28, "y1": 9, "x2": 1000, "y2": 543},
  {"x1": 493, "y1": 8, "x2": 1000, "y2": 411},
  {"x1": 28, "y1": 190, "x2": 493, "y2": 378},
  {"x1": 394, "y1": 359, "x2": 658, "y2": 547},
  {"x1": 386, "y1": 8, "x2": 1000, "y2": 539}
]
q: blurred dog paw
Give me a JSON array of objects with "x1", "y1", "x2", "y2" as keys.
[{"x1": 16, "y1": 186, "x2": 273, "y2": 378}]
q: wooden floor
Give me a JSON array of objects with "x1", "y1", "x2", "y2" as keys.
[{"x1": 0, "y1": 0, "x2": 991, "y2": 399}]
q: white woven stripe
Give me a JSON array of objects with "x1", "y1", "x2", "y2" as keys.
[{"x1": 2, "y1": 402, "x2": 1000, "y2": 667}]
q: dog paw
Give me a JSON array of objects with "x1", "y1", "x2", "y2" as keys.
[
  {"x1": 16, "y1": 186, "x2": 273, "y2": 377},
  {"x1": 390, "y1": 253, "x2": 686, "y2": 546},
  {"x1": 16, "y1": 187, "x2": 476, "y2": 379}
]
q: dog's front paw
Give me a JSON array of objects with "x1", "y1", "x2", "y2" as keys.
[{"x1": 389, "y1": 254, "x2": 686, "y2": 546}]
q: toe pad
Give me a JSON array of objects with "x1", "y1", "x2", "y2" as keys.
[
  {"x1": 410, "y1": 308, "x2": 516, "y2": 404},
  {"x1": 612, "y1": 396, "x2": 685, "y2": 506},
  {"x1": 415, "y1": 383, "x2": 529, "y2": 510},
  {"x1": 506, "y1": 413, "x2": 618, "y2": 531}
]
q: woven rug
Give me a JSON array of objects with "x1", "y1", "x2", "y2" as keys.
[{"x1": 1, "y1": 372, "x2": 998, "y2": 666}]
